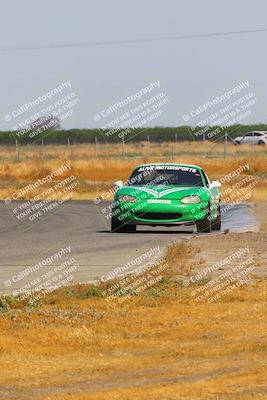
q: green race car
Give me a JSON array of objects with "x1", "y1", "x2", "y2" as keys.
[{"x1": 111, "y1": 163, "x2": 221, "y2": 233}]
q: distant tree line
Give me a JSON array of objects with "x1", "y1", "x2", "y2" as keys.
[{"x1": 0, "y1": 125, "x2": 266, "y2": 145}]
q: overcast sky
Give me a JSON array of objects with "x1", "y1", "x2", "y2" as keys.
[{"x1": 1, "y1": 0, "x2": 267, "y2": 130}]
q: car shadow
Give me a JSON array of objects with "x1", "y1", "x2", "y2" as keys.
[{"x1": 97, "y1": 229, "x2": 195, "y2": 234}]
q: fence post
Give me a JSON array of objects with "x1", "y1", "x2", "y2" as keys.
[
  {"x1": 122, "y1": 136, "x2": 125, "y2": 157},
  {"x1": 41, "y1": 139, "x2": 44, "y2": 160},
  {"x1": 15, "y1": 140, "x2": 20, "y2": 161},
  {"x1": 95, "y1": 137, "x2": 98, "y2": 158},
  {"x1": 67, "y1": 138, "x2": 72, "y2": 158},
  {"x1": 224, "y1": 131, "x2": 228, "y2": 159},
  {"x1": 147, "y1": 135, "x2": 150, "y2": 157}
]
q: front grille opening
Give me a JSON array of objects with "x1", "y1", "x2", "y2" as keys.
[{"x1": 136, "y1": 212, "x2": 182, "y2": 220}]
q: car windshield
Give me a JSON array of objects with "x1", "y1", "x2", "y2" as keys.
[{"x1": 128, "y1": 166, "x2": 204, "y2": 186}]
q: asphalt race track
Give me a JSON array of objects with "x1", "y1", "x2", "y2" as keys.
[{"x1": 0, "y1": 201, "x2": 258, "y2": 295}]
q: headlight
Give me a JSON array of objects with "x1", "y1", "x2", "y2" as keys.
[
  {"x1": 118, "y1": 195, "x2": 137, "y2": 203},
  {"x1": 180, "y1": 195, "x2": 201, "y2": 204}
]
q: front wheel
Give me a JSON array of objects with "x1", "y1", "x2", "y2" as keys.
[
  {"x1": 111, "y1": 216, "x2": 136, "y2": 233},
  {"x1": 211, "y1": 206, "x2": 221, "y2": 231},
  {"x1": 258, "y1": 140, "x2": 265, "y2": 145},
  {"x1": 196, "y1": 211, "x2": 211, "y2": 233}
]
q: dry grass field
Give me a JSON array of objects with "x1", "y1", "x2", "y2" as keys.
[
  {"x1": 0, "y1": 141, "x2": 266, "y2": 201},
  {"x1": 0, "y1": 235, "x2": 266, "y2": 400}
]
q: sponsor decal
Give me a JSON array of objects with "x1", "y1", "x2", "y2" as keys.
[
  {"x1": 147, "y1": 199, "x2": 172, "y2": 204},
  {"x1": 137, "y1": 165, "x2": 197, "y2": 173}
]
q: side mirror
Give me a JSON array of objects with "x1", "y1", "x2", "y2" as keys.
[
  {"x1": 210, "y1": 180, "x2": 221, "y2": 188},
  {"x1": 114, "y1": 180, "x2": 124, "y2": 189}
]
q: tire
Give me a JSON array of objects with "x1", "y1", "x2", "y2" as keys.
[
  {"x1": 196, "y1": 208, "x2": 211, "y2": 233},
  {"x1": 111, "y1": 216, "x2": 136, "y2": 233},
  {"x1": 124, "y1": 224, "x2": 136, "y2": 233},
  {"x1": 234, "y1": 141, "x2": 240, "y2": 145},
  {"x1": 211, "y1": 206, "x2": 221, "y2": 231},
  {"x1": 258, "y1": 140, "x2": 265, "y2": 145}
]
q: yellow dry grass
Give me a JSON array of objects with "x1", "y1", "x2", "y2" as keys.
[
  {"x1": 164, "y1": 241, "x2": 203, "y2": 276},
  {"x1": 0, "y1": 269, "x2": 266, "y2": 399},
  {"x1": 0, "y1": 226, "x2": 267, "y2": 400},
  {"x1": 0, "y1": 142, "x2": 266, "y2": 200}
]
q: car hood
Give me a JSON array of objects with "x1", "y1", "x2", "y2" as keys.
[{"x1": 116, "y1": 185, "x2": 208, "y2": 200}]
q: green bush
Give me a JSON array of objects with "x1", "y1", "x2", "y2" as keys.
[
  {"x1": 1, "y1": 124, "x2": 267, "y2": 145},
  {"x1": 0, "y1": 298, "x2": 10, "y2": 313}
]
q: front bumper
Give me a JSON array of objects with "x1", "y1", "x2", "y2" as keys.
[{"x1": 112, "y1": 200, "x2": 209, "y2": 226}]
